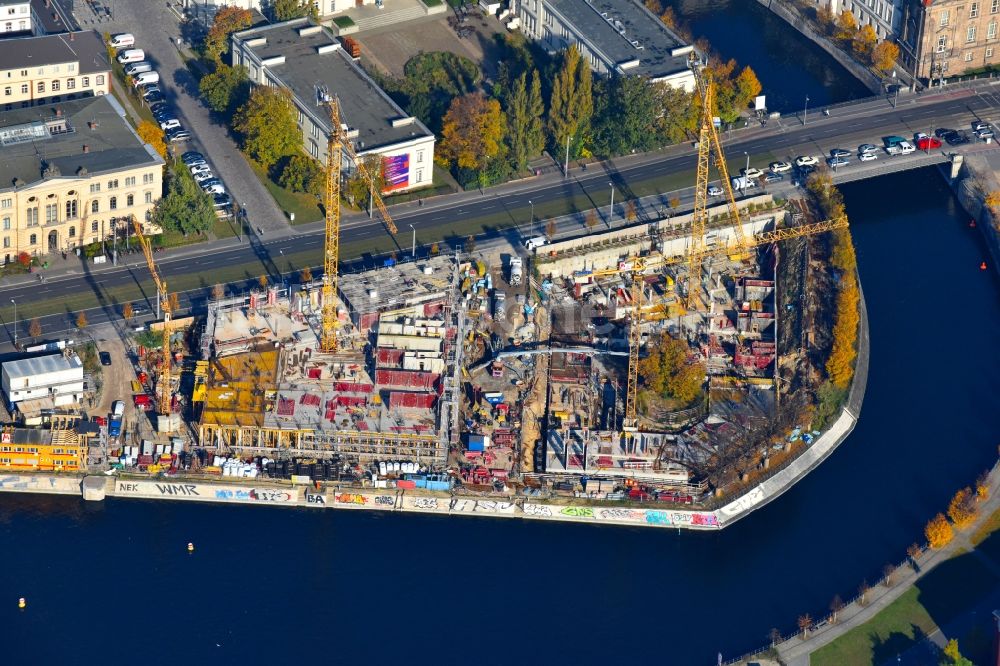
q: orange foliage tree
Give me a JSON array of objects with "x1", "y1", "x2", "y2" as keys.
[
  {"x1": 947, "y1": 487, "x2": 978, "y2": 529},
  {"x1": 137, "y1": 121, "x2": 167, "y2": 159},
  {"x1": 925, "y1": 513, "x2": 954, "y2": 548},
  {"x1": 437, "y1": 92, "x2": 505, "y2": 171},
  {"x1": 871, "y1": 40, "x2": 900, "y2": 72}
]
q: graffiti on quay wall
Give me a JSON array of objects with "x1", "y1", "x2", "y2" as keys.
[
  {"x1": 597, "y1": 508, "x2": 646, "y2": 522},
  {"x1": 211, "y1": 488, "x2": 294, "y2": 502},
  {"x1": 305, "y1": 491, "x2": 326, "y2": 505},
  {"x1": 474, "y1": 500, "x2": 515, "y2": 513},
  {"x1": 691, "y1": 513, "x2": 719, "y2": 526},
  {"x1": 450, "y1": 499, "x2": 473, "y2": 512},
  {"x1": 645, "y1": 511, "x2": 671, "y2": 526},
  {"x1": 523, "y1": 503, "x2": 552, "y2": 517},
  {"x1": 559, "y1": 506, "x2": 594, "y2": 518},
  {"x1": 373, "y1": 495, "x2": 396, "y2": 508},
  {"x1": 412, "y1": 497, "x2": 439, "y2": 510},
  {"x1": 336, "y1": 493, "x2": 368, "y2": 505}
]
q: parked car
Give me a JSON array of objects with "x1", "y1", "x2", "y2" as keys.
[
  {"x1": 99, "y1": 351, "x2": 112, "y2": 366},
  {"x1": 857, "y1": 143, "x2": 877, "y2": 154},
  {"x1": 916, "y1": 136, "x2": 942, "y2": 150},
  {"x1": 181, "y1": 151, "x2": 204, "y2": 164},
  {"x1": 858, "y1": 151, "x2": 877, "y2": 162},
  {"x1": 898, "y1": 141, "x2": 916, "y2": 154},
  {"x1": 829, "y1": 148, "x2": 851, "y2": 158},
  {"x1": 947, "y1": 132, "x2": 971, "y2": 146},
  {"x1": 143, "y1": 91, "x2": 164, "y2": 104},
  {"x1": 141, "y1": 85, "x2": 161, "y2": 99},
  {"x1": 764, "y1": 173, "x2": 784, "y2": 183},
  {"x1": 186, "y1": 159, "x2": 208, "y2": 169},
  {"x1": 202, "y1": 182, "x2": 225, "y2": 196},
  {"x1": 189, "y1": 164, "x2": 212, "y2": 176},
  {"x1": 935, "y1": 128, "x2": 956, "y2": 138},
  {"x1": 166, "y1": 128, "x2": 191, "y2": 142},
  {"x1": 192, "y1": 170, "x2": 215, "y2": 183},
  {"x1": 109, "y1": 33, "x2": 135, "y2": 49},
  {"x1": 150, "y1": 102, "x2": 170, "y2": 116},
  {"x1": 213, "y1": 193, "x2": 233, "y2": 208},
  {"x1": 972, "y1": 120, "x2": 990, "y2": 131},
  {"x1": 159, "y1": 118, "x2": 181, "y2": 131},
  {"x1": 741, "y1": 167, "x2": 763, "y2": 179},
  {"x1": 795, "y1": 155, "x2": 818, "y2": 167},
  {"x1": 975, "y1": 127, "x2": 995, "y2": 140},
  {"x1": 707, "y1": 184, "x2": 723, "y2": 196},
  {"x1": 826, "y1": 156, "x2": 850, "y2": 168},
  {"x1": 124, "y1": 61, "x2": 152, "y2": 76},
  {"x1": 768, "y1": 161, "x2": 792, "y2": 173}
]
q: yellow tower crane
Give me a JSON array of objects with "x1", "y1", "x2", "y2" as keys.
[
  {"x1": 130, "y1": 215, "x2": 173, "y2": 421},
  {"x1": 317, "y1": 93, "x2": 400, "y2": 352},
  {"x1": 687, "y1": 57, "x2": 753, "y2": 309}
]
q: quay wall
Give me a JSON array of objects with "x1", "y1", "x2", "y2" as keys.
[
  {"x1": 950, "y1": 155, "x2": 1000, "y2": 275},
  {"x1": 754, "y1": 0, "x2": 882, "y2": 95}
]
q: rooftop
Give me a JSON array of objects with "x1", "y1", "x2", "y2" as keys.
[
  {"x1": 0, "y1": 95, "x2": 163, "y2": 193},
  {"x1": 2, "y1": 353, "x2": 82, "y2": 380},
  {"x1": 339, "y1": 255, "x2": 454, "y2": 317},
  {"x1": 30, "y1": 0, "x2": 70, "y2": 34},
  {"x1": 0, "y1": 30, "x2": 109, "y2": 75},
  {"x1": 232, "y1": 19, "x2": 434, "y2": 152},
  {"x1": 547, "y1": 0, "x2": 694, "y2": 80}
]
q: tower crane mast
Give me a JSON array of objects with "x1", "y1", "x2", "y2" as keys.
[{"x1": 130, "y1": 215, "x2": 172, "y2": 419}]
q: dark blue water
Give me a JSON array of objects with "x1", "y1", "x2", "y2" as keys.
[
  {"x1": 666, "y1": 0, "x2": 872, "y2": 111},
  {"x1": 2, "y1": 168, "x2": 999, "y2": 665}
]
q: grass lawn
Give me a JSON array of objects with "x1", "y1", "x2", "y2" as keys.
[
  {"x1": 811, "y1": 550, "x2": 1000, "y2": 666},
  {"x1": 247, "y1": 160, "x2": 323, "y2": 225},
  {"x1": 211, "y1": 217, "x2": 239, "y2": 240},
  {"x1": 333, "y1": 16, "x2": 356, "y2": 27},
  {"x1": 154, "y1": 229, "x2": 208, "y2": 249}
]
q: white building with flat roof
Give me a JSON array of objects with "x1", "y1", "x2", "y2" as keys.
[
  {"x1": 0, "y1": 1, "x2": 31, "y2": 35},
  {"x1": 1, "y1": 353, "x2": 84, "y2": 409},
  {"x1": 232, "y1": 19, "x2": 436, "y2": 193}
]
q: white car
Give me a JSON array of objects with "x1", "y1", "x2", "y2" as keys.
[
  {"x1": 192, "y1": 170, "x2": 215, "y2": 183},
  {"x1": 859, "y1": 151, "x2": 877, "y2": 162},
  {"x1": 899, "y1": 141, "x2": 916, "y2": 155},
  {"x1": 769, "y1": 161, "x2": 792, "y2": 174},
  {"x1": 189, "y1": 164, "x2": 212, "y2": 175},
  {"x1": 707, "y1": 184, "x2": 723, "y2": 196},
  {"x1": 741, "y1": 167, "x2": 763, "y2": 180},
  {"x1": 795, "y1": 155, "x2": 819, "y2": 167},
  {"x1": 202, "y1": 183, "x2": 225, "y2": 196}
]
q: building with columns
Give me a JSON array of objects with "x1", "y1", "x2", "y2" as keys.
[{"x1": 0, "y1": 95, "x2": 164, "y2": 264}]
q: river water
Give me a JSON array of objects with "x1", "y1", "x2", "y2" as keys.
[
  {"x1": 665, "y1": 0, "x2": 871, "y2": 111},
  {"x1": 1, "y1": 168, "x2": 998, "y2": 664}
]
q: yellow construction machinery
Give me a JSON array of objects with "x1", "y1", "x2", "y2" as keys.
[
  {"x1": 130, "y1": 215, "x2": 173, "y2": 421},
  {"x1": 316, "y1": 93, "x2": 399, "y2": 352}
]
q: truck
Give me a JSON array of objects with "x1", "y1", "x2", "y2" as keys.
[
  {"x1": 23, "y1": 339, "x2": 73, "y2": 353},
  {"x1": 730, "y1": 176, "x2": 757, "y2": 191},
  {"x1": 493, "y1": 291, "x2": 506, "y2": 321},
  {"x1": 508, "y1": 257, "x2": 523, "y2": 287},
  {"x1": 109, "y1": 400, "x2": 124, "y2": 438}
]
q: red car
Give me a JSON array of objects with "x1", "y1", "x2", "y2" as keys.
[{"x1": 916, "y1": 136, "x2": 942, "y2": 150}]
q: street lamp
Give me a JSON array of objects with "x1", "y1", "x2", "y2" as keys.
[
  {"x1": 409, "y1": 224, "x2": 416, "y2": 258},
  {"x1": 528, "y1": 200, "x2": 534, "y2": 235},
  {"x1": 608, "y1": 183, "x2": 615, "y2": 227},
  {"x1": 743, "y1": 151, "x2": 750, "y2": 195},
  {"x1": 804, "y1": 95, "x2": 810, "y2": 126},
  {"x1": 564, "y1": 134, "x2": 573, "y2": 177},
  {"x1": 9, "y1": 298, "x2": 16, "y2": 348}
]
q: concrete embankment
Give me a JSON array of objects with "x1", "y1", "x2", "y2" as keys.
[
  {"x1": 948, "y1": 154, "x2": 1000, "y2": 272},
  {"x1": 754, "y1": 0, "x2": 882, "y2": 95}
]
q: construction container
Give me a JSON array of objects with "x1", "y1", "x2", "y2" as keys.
[
  {"x1": 396, "y1": 480, "x2": 416, "y2": 490},
  {"x1": 466, "y1": 434, "x2": 489, "y2": 452},
  {"x1": 387, "y1": 391, "x2": 436, "y2": 409},
  {"x1": 375, "y1": 369, "x2": 439, "y2": 390}
]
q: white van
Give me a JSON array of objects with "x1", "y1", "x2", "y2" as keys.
[
  {"x1": 117, "y1": 49, "x2": 145, "y2": 65},
  {"x1": 110, "y1": 33, "x2": 135, "y2": 49},
  {"x1": 731, "y1": 176, "x2": 758, "y2": 190},
  {"x1": 132, "y1": 71, "x2": 159, "y2": 88},
  {"x1": 125, "y1": 62, "x2": 152, "y2": 76},
  {"x1": 524, "y1": 236, "x2": 549, "y2": 252},
  {"x1": 898, "y1": 141, "x2": 916, "y2": 155}
]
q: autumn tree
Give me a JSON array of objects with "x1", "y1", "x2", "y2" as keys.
[
  {"x1": 429, "y1": 242, "x2": 439, "y2": 256},
  {"x1": 506, "y1": 71, "x2": 546, "y2": 173},
  {"x1": 299, "y1": 267, "x2": 312, "y2": 283},
  {"x1": 834, "y1": 10, "x2": 858, "y2": 42},
  {"x1": 548, "y1": 44, "x2": 593, "y2": 160},
  {"x1": 545, "y1": 218, "x2": 557, "y2": 240},
  {"x1": 75, "y1": 311, "x2": 88, "y2": 329},
  {"x1": 233, "y1": 87, "x2": 300, "y2": 170},
  {"x1": 871, "y1": 40, "x2": 900, "y2": 72},
  {"x1": 211, "y1": 283, "x2": 225, "y2": 300},
  {"x1": 258, "y1": 274, "x2": 268, "y2": 289},
  {"x1": 624, "y1": 200, "x2": 637, "y2": 223},
  {"x1": 437, "y1": 92, "x2": 505, "y2": 172},
  {"x1": 669, "y1": 195, "x2": 681, "y2": 209},
  {"x1": 976, "y1": 471, "x2": 990, "y2": 499},
  {"x1": 947, "y1": 487, "x2": 977, "y2": 528},
  {"x1": 853, "y1": 24, "x2": 877, "y2": 59},
  {"x1": 464, "y1": 235, "x2": 476, "y2": 254},
  {"x1": 280, "y1": 155, "x2": 324, "y2": 197},
  {"x1": 825, "y1": 228, "x2": 860, "y2": 389},
  {"x1": 882, "y1": 563, "x2": 896, "y2": 586},
  {"x1": 797, "y1": 614, "x2": 812, "y2": 639},
  {"x1": 271, "y1": 0, "x2": 316, "y2": 20},
  {"x1": 203, "y1": 6, "x2": 252, "y2": 63},
  {"x1": 768, "y1": 627, "x2": 782, "y2": 647},
  {"x1": 816, "y1": 4, "x2": 835, "y2": 34},
  {"x1": 638, "y1": 333, "x2": 705, "y2": 405},
  {"x1": 734, "y1": 66, "x2": 762, "y2": 110},
  {"x1": 345, "y1": 154, "x2": 386, "y2": 206},
  {"x1": 907, "y1": 542, "x2": 923, "y2": 563},
  {"x1": 136, "y1": 120, "x2": 167, "y2": 159},
  {"x1": 122, "y1": 303, "x2": 133, "y2": 321},
  {"x1": 585, "y1": 209, "x2": 599, "y2": 232},
  {"x1": 984, "y1": 190, "x2": 1000, "y2": 211},
  {"x1": 199, "y1": 64, "x2": 249, "y2": 115},
  {"x1": 28, "y1": 318, "x2": 42, "y2": 338},
  {"x1": 941, "y1": 638, "x2": 975, "y2": 666},
  {"x1": 925, "y1": 512, "x2": 954, "y2": 548},
  {"x1": 857, "y1": 579, "x2": 870, "y2": 606},
  {"x1": 829, "y1": 595, "x2": 844, "y2": 623}
]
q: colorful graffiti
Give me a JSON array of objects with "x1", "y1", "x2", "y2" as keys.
[
  {"x1": 560, "y1": 507, "x2": 594, "y2": 518},
  {"x1": 382, "y1": 154, "x2": 410, "y2": 192},
  {"x1": 646, "y1": 511, "x2": 671, "y2": 526},
  {"x1": 691, "y1": 513, "x2": 719, "y2": 526},
  {"x1": 336, "y1": 493, "x2": 368, "y2": 505},
  {"x1": 597, "y1": 508, "x2": 646, "y2": 522}
]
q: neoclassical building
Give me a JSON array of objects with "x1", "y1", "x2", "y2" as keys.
[{"x1": 0, "y1": 95, "x2": 164, "y2": 264}]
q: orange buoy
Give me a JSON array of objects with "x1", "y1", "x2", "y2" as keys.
[
  {"x1": 187, "y1": 542, "x2": 194, "y2": 553},
  {"x1": 981, "y1": 262, "x2": 988, "y2": 270},
  {"x1": 18, "y1": 598, "x2": 26, "y2": 609}
]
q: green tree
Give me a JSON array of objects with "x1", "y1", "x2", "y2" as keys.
[
  {"x1": 153, "y1": 167, "x2": 216, "y2": 235},
  {"x1": 203, "y1": 6, "x2": 252, "y2": 63},
  {"x1": 505, "y1": 71, "x2": 546, "y2": 173},
  {"x1": 345, "y1": 154, "x2": 386, "y2": 206},
  {"x1": 279, "y1": 155, "x2": 324, "y2": 196},
  {"x1": 592, "y1": 75, "x2": 666, "y2": 156},
  {"x1": 383, "y1": 51, "x2": 480, "y2": 134},
  {"x1": 199, "y1": 64, "x2": 249, "y2": 115},
  {"x1": 271, "y1": 0, "x2": 316, "y2": 21},
  {"x1": 233, "y1": 86, "x2": 300, "y2": 169},
  {"x1": 548, "y1": 44, "x2": 593, "y2": 159},
  {"x1": 437, "y1": 92, "x2": 505, "y2": 171}
]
